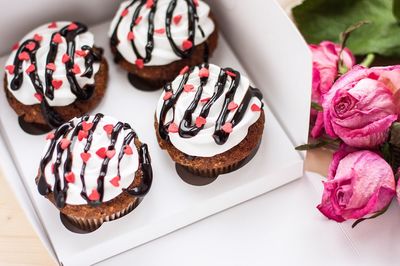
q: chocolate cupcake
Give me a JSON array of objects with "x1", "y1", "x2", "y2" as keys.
[
  {"x1": 109, "y1": 0, "x2": 217, "y2": 89},
  {"x1": 155, "y1": 63, "x2": 265, "y2": 178},
  {"x1": 3, "y1": 21, "x2": 108, "y2": 134},
  {"x1": 36, "y1": 113, "x2": 152, "y2": 232}
]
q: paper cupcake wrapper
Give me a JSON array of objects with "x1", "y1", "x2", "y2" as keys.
[
  {"x1": 62, "y1": 198, "x2": 139, "y2": 232},
  {"x1": 179, "y1": 141, "x2": 261, "y2": 178}
]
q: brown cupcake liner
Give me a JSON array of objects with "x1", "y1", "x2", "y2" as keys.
[
  {"x1": 178, "y1": 141, "x2": 261, "y2": 178},
  {"x1": 61, "y1": 198, "x2": 139, "y2": 232}
]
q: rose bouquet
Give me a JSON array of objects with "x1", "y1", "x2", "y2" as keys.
[{"x1": 293, "y1": 0, "x2": 400, "y2": 226}]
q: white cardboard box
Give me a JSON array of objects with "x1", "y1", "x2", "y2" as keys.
[{"x1": 0, "y1": 0, "x2": 311, "y2": 265}]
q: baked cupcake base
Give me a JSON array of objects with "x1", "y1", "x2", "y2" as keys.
[
  {"x1": 155, "y1": 111, "x2": 265, "y2": 179},
  {"x1": 110, "y1": 27, "x2": 218, "y2": 90},
  {"x1": 4, "y1": 55, "x2": 108, "y2": 134}
]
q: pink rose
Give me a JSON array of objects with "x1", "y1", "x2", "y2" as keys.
[
  {"x1": 309, "y1": 41, "x2": 355, "y2": 138},
  {"x1": 317, "y1": 148, "x2": 395, "y2": 222},
  {"x1": 323, "y1": 65, "x2": 400, "y2": 148}
]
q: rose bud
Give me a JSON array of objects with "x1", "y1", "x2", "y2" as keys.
[
  {"x1": 323, "y1": 65, "x2": 400, "y2": 148},
  {"x1": 309, "y1": 41, "x2": 355, "y2": 138},
  {"x1": 318, "y1": 148, "x2": 396, "y2": 222}
]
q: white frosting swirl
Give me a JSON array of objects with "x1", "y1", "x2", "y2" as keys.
[
  {"x1": 4, "y1": 21, "x2": 100, "y2": 106},
  {"x1": 41, "y1": 115, "x2": 140, "y2": 205},
  {"x1": 156, "y1": 64, "x2": 264, "y2": 157},
  {"x1": 108, "y1": 0, "x2": 215, "y2": 66}
]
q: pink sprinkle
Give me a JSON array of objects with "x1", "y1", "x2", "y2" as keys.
[
  {"x1": 163, "y1": 91, "x2": 173, "y2": 100},
  {"x1": 48, "y1": 21, "x2": 57, "y2": 28},
  {"x1": 168, "y1": 122, "x2": 179, "y2": 133},
  {"x1": 173, "y1": 15, "x2": 182, "y2": 25},
  {"x1": 121, "y1": 9, "x2": 129, "y2": 17},
  {"x1": 135, "y1": 16, "x2": 143, "y2": 25},
  {"x1": 221, "y1": 123, "x2": 233, "y2": 133},
  {"x1": 228, "y1": 102, "x2": 238, "y2": 111},
  {"x1": 26, "y1": 64, "x2": 36, "y2": 74},
  {"x1": 135, "y1": 59, "x2": 144, "y2": 69},
  {"x1": 127, "y1": 31, "x2": 135, "y2": 41},
  {"x1": 184, "y1": 84, "x2": 194, "y2": 92},
  {"x1": 180, "y1": 66, "x2": 190, "y2": 75},
  {"x1": 198, "y1": 67, "x2": 209, "y2": 78},
  {"x1": 182, "y1": 39, "x2": 193, "y2": 51}
]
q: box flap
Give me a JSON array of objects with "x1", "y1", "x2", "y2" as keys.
[{"x1": 206, "y1": 0, "x2": 312, "y2": 149}]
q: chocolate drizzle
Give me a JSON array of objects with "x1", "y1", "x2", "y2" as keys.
[
  {"x1": 158, "y1": 64, "x2": 264, "y2": 145},
  {"x1": 110, "y1": 0, "x2": 208, "y2": 65},
  {"x1": 36, "y1": 114, "x2": 152, "y2": 208},
  {"x1": 9, "y1": 22, "x2": 102, "y2": 129}
]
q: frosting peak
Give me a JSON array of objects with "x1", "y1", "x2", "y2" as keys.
[
  {"x1": 109, "y1": 0, "x2": 215, "y2": 66},
  {"x1": 156, "y1": 64, "x2": 264, "y2": 157}
]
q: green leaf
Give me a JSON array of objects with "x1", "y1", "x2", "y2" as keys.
[
  {"x1": 295, "y1": 138, "x2": 339, "y2": 151},
  {"x1": 352, "y1": 203, "x2": 390, "y2": 228},
  {"x1": 359, "y1": 53, "x2": 376, "y2": 67},
  {"x1": 394, "y1": 0, "x2": 400, "y2": 23},
  {"x1": 292, "y1": 0, "x2": 400, "y2": 58},
  {"x1": 311, "y1": 101, "x2": 323, "y2": 111}
]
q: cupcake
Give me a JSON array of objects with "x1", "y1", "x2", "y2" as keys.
[
  {"x1": 155, "y1": 63, "x2": 265, "y2": 178},
  {"x1": 109, "y1": 0, "x2": 217, "y2": 89},
  {"x1": 36, "y1": 113, "x2": 152, "y2": 232},
  {"x1": 3, "y1": 21, "x2": 108, "y2": 133}
]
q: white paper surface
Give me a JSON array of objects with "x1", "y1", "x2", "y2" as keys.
[{"x1": 0, "y1": 20, "x2": 304, "y2": 265}]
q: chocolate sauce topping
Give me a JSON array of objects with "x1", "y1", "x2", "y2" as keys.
[
  {"x1": 110, "y1": 0, "x2": 208, "y2": 65},
  {"x1": 37, "y1": 114, "x2": 153, "y2": 208},
  {"x1": 10, "y1": 22, "x2": 102, "y2": 129},
  {"x1": 158, "y1": 64, "x2": 264, "y2": 145}
]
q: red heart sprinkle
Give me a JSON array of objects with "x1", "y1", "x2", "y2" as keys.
[
  {"x1": 34, "y1": 93, "x2": 43, "y2": 102},
  {"x1": 18, "y1": 52, "x2": 30, "y2": 61},
  {"x1": 193, "y1": 0, "x2": 199, "y2": 7},
  {"x1": 75, "y1": 50, "x2": 87, "y2": 57},
  {"x1": 121, "y1": 8, "x2": 129, "y2": 17},
  {"x1": 62, "y1": 54, "x2": 70, "y2": 63},
  {"x1": 226, "y1": 70, "x2": 237, "y2": 77},
  {"x1": 110, "y1": 176, "x2": 120, "y2": 187},
  {"x1": 163, "y1": 91, "x2": 173, "y2": 101},
  {"x1": 103, "y1": 124, "x2": 114, "y2": 135},
  {"x1": 221, "y1": 123, "x2": 233, "y2": 133},
  {"x1": 96, "y1": 147, "x2": 107, "y2": 159},
  {"x1": 71, "y1": 64, "x2": 81, "y2": 74},
  {"x1": 182, "y1": 39, "x2": 193, "y2": 51},
  {"x1": 52, "y1": 33, "x2": 62, "y2": 44},
  {"x1": 81, "y1": 152, "x2": 91, "y2": 163},
  {"x1": 168, "y1": 122, "x2": 179, "y2": 133},
  {"x1": 124, "y1": 145, "x2": 133, "y2": 155},
  {"x1": 82, "y1": 121, "x2": 93, "y2": 131},
  {"x1": 106, "y1": 149, "x2": 116, "y2": 159},
  {"x1": 135, "y1": 59, "x2": 144, "y2": 69},
  {"x1": 51, "y1": 163, "x2": 55, "y2": 174},
  {"x1": 26, "y1": 64, "x2": 35, "y2": 74},
  {"x1": 251, "y1": 104, "x2": 261, "y2": 112},
  {"x1": 184, "y1": 84, "x2": 194, "y2": 92},
  {"x1": 11, "y1": 42, "x2": 19, "y2": 51},
  {"x1": 46, "y1": 63, "x2": 56, "y2": 71},
  {"x1": 34, "y1": 34, "x2": 43, "y2": 42},
  {"x1": 146, "y1": 0, "x2": 154, "y2": 8},
  {"x1": 52, "y1": 79, "x2": 63, "y2": 89},
  {"x1": 127, "y1": 31, "x2": 135, "y2": 41},
  {"x1": 88, "y1": 189, "x2": 100, "y2": 201},
  {"x1": 46, "y1": 132, "x2": 55, "y2": 140},
  {"x1": 48, "y1": 21, "x2": 57, "y2": 28},
  {"x1": 135, "y1": 16, "x2": 143, "y2": 25},
  {"x1": 67, "y1": 23, "x2": 78, "y2": 31},
  {"x1": 154, "y1": 28, "x2": 165, "y2": 34},
  {"x1": 179, "y1": 66, "x2": 189, "y2": 75},
  {"x1": 78, "y1": 130, "x2": 88, "y2": 141},
  {"x1": 60, "y1": 138, "x2": 71, "y2": 149},
  {"x1": 173, "y1": 15, "x2": 182, "y2": 25},
  {"x1": 228, "y1": 102, "x2": 238, "y2": 111},
  {"x1": 65, "y1": 172, "x2": 75, "y2": 183},
  {"x1": 200, "y1": 97, "x2": 210, "y2": 103},
  {"x1": 195, "y1": 116, "x2": 206, "y2": 128},
  {"x1": 5, "y1": 65, "x2": 15, "y2": 75},
  {"x1": 26, "y1": 42, "x2": 36, "y2": 51},
  {"x1": 198, "y1": 67, "x2": 209, "y2": 78}
]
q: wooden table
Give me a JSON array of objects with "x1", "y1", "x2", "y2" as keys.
[{"x1": 0, "y1": 149, "x2": 333, "y2": 265}]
